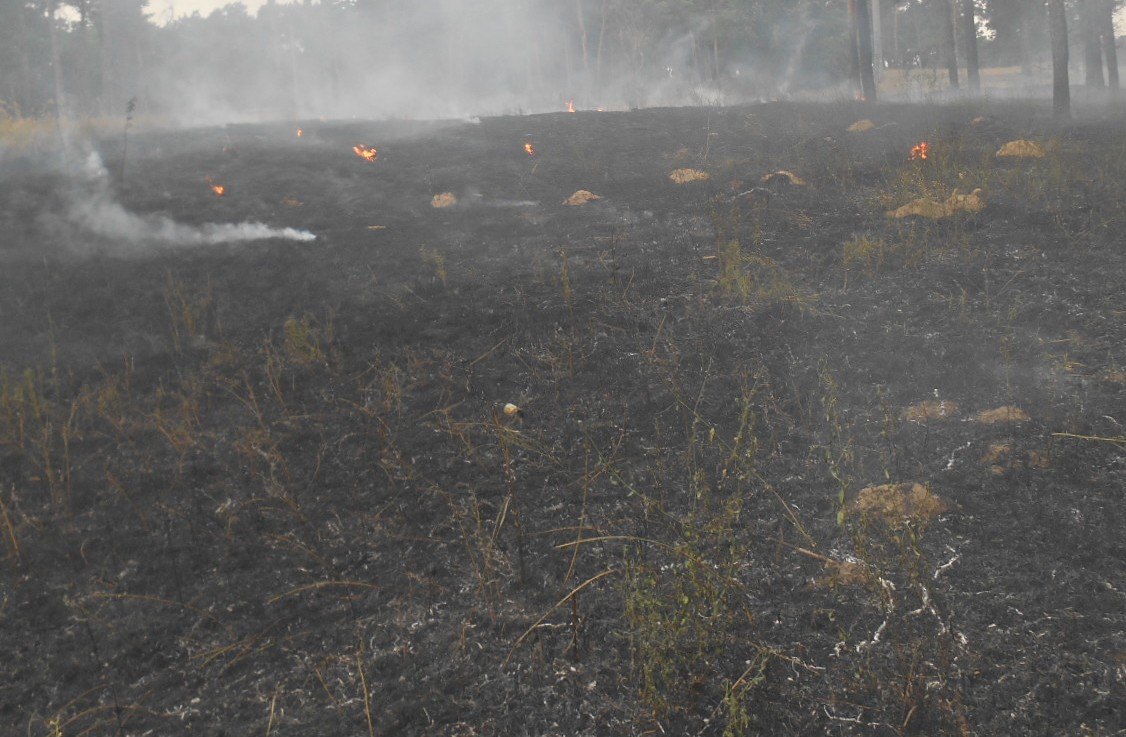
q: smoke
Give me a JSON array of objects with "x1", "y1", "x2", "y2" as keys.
[{"x1": 65, "y1": 152, "x2": 315, "y2": 253}]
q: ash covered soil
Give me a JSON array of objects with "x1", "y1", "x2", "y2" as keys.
[{"x1": 0, "y1": 101, "x2": 1124, "y2": 736}]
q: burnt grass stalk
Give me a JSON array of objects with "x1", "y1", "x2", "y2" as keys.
[{"x1": 0, "y1": 100, "x2": 1124, "y2": 736}]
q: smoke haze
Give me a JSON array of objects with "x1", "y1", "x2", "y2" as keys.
[{"x1": 64, "y1": 152, "x2": 315, "y2": 253}]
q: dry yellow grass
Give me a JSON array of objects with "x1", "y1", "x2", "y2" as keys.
[
  {"x1": 760, "y1": 170, "x2": 807, "y2": 187},
  {"x1": 901, "y1": 399, "x2": 959, "y2": 423},
  {"x1": 888, "y1": 188, "x2": 985, "y2": 219},
  {"x1": 847, "y1": 119, "x2": 876, "y2": 133},
  {"x1": 669, "y1": 168, "x2": 709, "y2": 184},
  {"x1": 852, "y1": 482, "x2": 947, "y2": 527},
  {"x1": 996, "y1": 140, "x2": 1046, "y2": 159},
  {"x1": 563, "y1": 190, "x2": 601, "y2": 206},
  {"x1": 974, "y1": 406, "x2": 1031, "y2": 424},
  {"x1": 431, "y1": 193, "x2": 458, "y2": 208}
]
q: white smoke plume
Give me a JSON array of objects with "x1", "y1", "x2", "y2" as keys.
[{"x1": 67, "y1": 152, "x2": 315, "y2": 251}]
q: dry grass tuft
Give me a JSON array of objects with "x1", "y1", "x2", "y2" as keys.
[
  {"x1": 852, "y1": 482, "x2": 947, "y2": 527},
  {"x1": 669, "y1": 168, "x2": 709, "y2": 184},
  {"x1": 996, "y1": 140, "x2": 1046, "y2": 159},
  {"x1": 760, "y1": 170, "x2": 807, "y2": 187},
  {"x1": 563, "y1": 189, "x2": 601, "y2": 206},
  {"x1": 901, "y1": 399, "x2": 958, "y2": 423},
  {"x1": 888, "y1": 188, "x2": 985, "y2": 219},
  {"x1": 973, "y1": 406, "x2": 1030, "y2": 424}
]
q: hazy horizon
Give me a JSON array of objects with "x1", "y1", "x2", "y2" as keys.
[{"x1": 147, "y1": 0, "x2": 1126, "y2": 37}]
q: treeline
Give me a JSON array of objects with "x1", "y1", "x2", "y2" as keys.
[{"x1": 0, "y1": 0, "x2": 1120, "y2": 123}]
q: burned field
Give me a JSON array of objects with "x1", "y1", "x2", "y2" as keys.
[{"x1": 1, "y1": 101, "x2": 1124, "y2": 736}]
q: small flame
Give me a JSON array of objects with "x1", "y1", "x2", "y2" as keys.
[
  {"x1": 523, "y1": 142, "x2": 536, "y2": 156},
  {"x1": 205, "y1": 176, "x2": 227, "y2": 197},
  {"x1": 297, "y1": 128, "x2": 304, "y2": 138},
  {"x1": 910, "y1": 141, "x2": 931, "y2": 161},
  {"x1": 567, "y1": 100, "x2": 576, "y2": 113},
  {"x1": 353, "y1": 145, "x2": 378, "y2": 163}
]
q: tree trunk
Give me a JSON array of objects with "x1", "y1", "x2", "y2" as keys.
[
  {"x1": 47, "y1": 0, "x2": 68, "y2": 119},
  {"x1": 1100, "y1": 0, "x2": 1119, "y2": 91},
  {"x1": 1018, "y1": 7, "x2": 1035, "y2": 78},
  {"x1": 1084, "y1": 0, "x2": 1106, "y2": 87},
  {"x1": 939, "y1": 0, "x2": 959, "y2": 90},
  {"x1": 848, "y1": 0, "x2": 860, "y2": 95},
  {"x1": 16, "y1": 2, "x2": 35, "y2": 114},
  {"x1": 1048, "y1": 0, "x2": 1071, "y2": 117},
  {"x1": 959, "y1": 0, "x2": 980, "y2": 91},
  {"x1": 856, "y1": 0, "x2": 877, "y2": 101},
  {"x1": 575, "y1": 0, "x2": 589, "y2": 81},
  {"x1": 872, "y1": 0, "x2": 883, "y2": 80},
  {"x1": 595, "y1": 0, "x2": 607, "y2": 97}
]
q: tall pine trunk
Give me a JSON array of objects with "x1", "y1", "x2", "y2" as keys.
[
  {"x1": 1100, "y1": 0, "x2": 1119, "y2": 91},
  {"x1": 939, "y1": 0, "x2": 959, "y2": 90},
  {"x1": 959, "y1": 0, "x2": 980, "y2": 91},
  {"x1": 575, "y1": 0, "x2": 589, "y2": 85},
  {"x1": 1048, "y1": 0, "x2": 1070, "y2": 118},
  {"x1": 46, "y1": 0, "x2": 68, "y2": 120},
  {"x1": 1084, "y1": 0, "x2": 1106, "y2": 87},
  {"x1": 853, "y1": 0, "x2": 877, "y2": 101}
]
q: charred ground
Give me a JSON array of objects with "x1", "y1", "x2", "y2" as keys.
[{"x1": 0, "y1": 101, "x2": 1124, "y2": 736}]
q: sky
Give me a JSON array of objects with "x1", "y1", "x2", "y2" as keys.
[
  {"x1": 148, "y1": 0, "x2": 1124, "y2": 32},
  {"x1": 147, "y1": 0, "x2": 293, "y2": 25}
]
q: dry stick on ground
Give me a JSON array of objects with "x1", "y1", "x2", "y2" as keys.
[
  {"x1": 265, "y1": 685, "x2": 281, "y2": 737},
  {"x1": 0, "y1": 485, "x2": 21, "y2": 570},
  {"x1": 266, "y1": 580, "x2": 380, "y2": 605},
  {"x1": 504, "y1": 567, "x2": 619, "y2": 667},
  {"x1": 356, "y1": 641, "x2": 377, "y2": 737},
  {"x1": 1051, "y1": 432, "x2": 1126, "y2": 447}
]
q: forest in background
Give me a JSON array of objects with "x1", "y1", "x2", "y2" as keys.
[{"x1": 0, "y1": 0, "x2": 1122, "y2": 125}]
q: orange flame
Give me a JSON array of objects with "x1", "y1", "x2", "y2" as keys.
[
  {"x1": 205, "y1": 176, "x2": 227, "y2": 197},
  {"x1": 353, "y1": 145, "x2": 378, "y2": 162},
  {"x1": 523, "y1": 142, "x2": 536, "y2": 156},
  {"x1": 567, "y1": 100, "x2": 576, "y2": 113},
  {"x1": 910, "y1": 141, "x2": 931, "y2": 161},
  {"x1": 297, "y1": 128, "x2": 304, "y2": 138}
]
